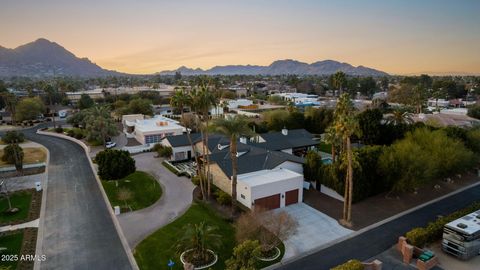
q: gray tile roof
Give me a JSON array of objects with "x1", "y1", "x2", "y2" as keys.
[
  {"x1": 164, "y1": 133, "x2": 202, "y2": 147},
  {"x1": 249, "y1": 129, "x2": 318, "y2": 151}
]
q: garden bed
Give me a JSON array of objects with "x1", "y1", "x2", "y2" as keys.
[
  {"x1": 0, "y1": 228, "x2": 38, "y2": 270},
  {"x1": 0, "y1": 189, "x2": 41, "y2": 226},
  {"x1": 102, "y1": 171, "x2": 162, "y2": 212},
  {"x1": 0, "y1": 147, "x2": 47, "y2": 167}
]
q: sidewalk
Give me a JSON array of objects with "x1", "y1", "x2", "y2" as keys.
[
  {"x1": 117, "y1": 152, "x2": 195, "y2": 248},
  {"x1": 0, "y1": 219, "x2": 39, "y2": 232}
]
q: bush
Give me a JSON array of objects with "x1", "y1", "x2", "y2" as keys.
[
  {"x1": 66, "y1": 129, "x2": 75, "y2": 137},
  {"x1": 406, "y1": 202, "x2": 480, "y2": 247},
  {"x1": 331, "y1": 259, "x2": 364, "y2": 270},
  {"x1": 55, "y1": 126, "x2": 64, "y2": 133},
  {"x1": 467, "y1": 104, "x2": 480, "y2": 120},
  {"x1": 2, "y1": 131, "x2": 25, "y2": 144},
  {"x1": 215, "y1": 189, "x2": 232, "y2": 206},
  {"x1": 405, "y1": 227, "x2": 429, "y2": 247},
  {"x1": 95, "y1": 149, "x2": 136, "y2": 180},
  {"x1": 225, "y1": 240, "x2": 262, "y2": 270}
]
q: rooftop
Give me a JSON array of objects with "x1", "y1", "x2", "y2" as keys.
[
  {"x1": 134, "y1": 115, "x2": 184, "y2": 132},
  {"x1": 445, "y1": 210, "x2": 480, "y2": 235},
  {"x1": 238, "y1": 168, "x2": 302, "y2": 187}
]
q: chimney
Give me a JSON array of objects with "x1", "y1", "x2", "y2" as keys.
[
  {"x1": 239, "y1": 137, "x2": 247, "y2": 144},
  {"x1": 282, "y1": 128, "x2": 288, "y2": 136}
]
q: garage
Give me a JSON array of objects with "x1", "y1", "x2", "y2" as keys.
[
  {"x1": 236, "y1": 168, "x2": 304, "y2": 210},
  {"x1": 285, "y1": 189, "x2": 299, "y2": 206},
  {"x1": 255, "y1": 194, "x2": 281, "y2": 210}
]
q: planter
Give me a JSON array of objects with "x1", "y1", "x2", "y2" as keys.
[
  {"x1": 180, "y1": 249, "x2": 218, "y2": 270},
  {"x1": 256, "y1": 246, "x2": 281, "y2": 262}
]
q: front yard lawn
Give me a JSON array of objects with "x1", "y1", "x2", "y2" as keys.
[
  {"x1": 102, "y1": 171, "x2": 162, "y2": 212},
  {"x1": 0, "y1": 191, "x2": 32, "y2": 224},
  {"x1": 0, "y1": 147, "x2": 46, "y2": 167},
  {"x1": 134, "y1": 202, "x2": 236, "y2": 270},
  {"x1": 0, "y1": 231, "x2": 24, "y2": 269}
]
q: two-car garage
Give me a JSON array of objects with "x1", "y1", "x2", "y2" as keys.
[{"x1": 236, "y1": 168, "x2": 303, "y2": 210}]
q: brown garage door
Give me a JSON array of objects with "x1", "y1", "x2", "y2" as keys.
[
  {"x1": 254, "y1": 194, "x2": 280, "y2": 210},
  {"x1": 285, "y1": 189, "x2": 299, "y2": 206}
]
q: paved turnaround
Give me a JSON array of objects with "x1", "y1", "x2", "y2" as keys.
[
  {"x1": 23, "y1": 128, "x2": 132, "y2": 270},
  {"x1": 277, "y1": 183, "x2": 480, "y2": 270}
]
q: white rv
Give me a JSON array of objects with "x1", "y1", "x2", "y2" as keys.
[{"x1": 442, "y1": 209, "x2": 480, "y2": 260}]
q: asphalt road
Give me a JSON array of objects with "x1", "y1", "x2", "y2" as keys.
[
  {"x1": 20, "y1": 126, "x2": 133, "y2": 270},
  {"x1": 278, "y1": 183, "x2": 480, "y2": 270}
]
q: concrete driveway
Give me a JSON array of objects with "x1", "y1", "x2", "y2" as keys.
[
  {"x1": 117, "y1": 152, "x2": 195, "y2": 248},
  {"x1": 277, "y1": 203, "x2": 353, "y2": 260}
]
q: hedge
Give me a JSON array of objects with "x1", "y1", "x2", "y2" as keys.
[
  {"x1": 331, "y1": 259, "x2": 364, "y2": 270},
  {"x1": 406, "y1": 202, "x2": 480, "y2": 247}
]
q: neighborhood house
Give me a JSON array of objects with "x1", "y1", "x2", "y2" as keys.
[{"x1": 123, "y1": 114, "x2": 184, "y2": 145}]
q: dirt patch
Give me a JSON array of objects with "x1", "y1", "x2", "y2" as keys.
[
  {"x1": 0, "y1": 147, "x2": 47, "y2": 166},
  {"x1": 305, "y1": 170, "x2": 480, "y2": 230}
]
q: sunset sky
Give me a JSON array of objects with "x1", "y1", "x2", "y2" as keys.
[{"x1": 1, "y1": 0, "x2": 479, "y2": 75}]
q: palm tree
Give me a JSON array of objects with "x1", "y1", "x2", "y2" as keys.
[
  {"x1": 176, "y1": 222, "x2": 222, "y2": 265},
  {"x1": 386, "y1": 110, "x2": 414, "y2": 126},
  {"x1": 1, "y1": 91, "x2": 17, "y2": 126},
  {"x1": 324, "y1": 126, "x2": 340, "y2": 162},
  {"x1": 212, "y1": 115, "x2": 254, "y2": 214},
  {"x1": 332, "y1": 93, "x2": 360, "y2": 226},
  {"x1": 171, "y1": 88, "x2": 205, "y2": 198},
  {"x1": 190, "y1": 83, "x2": 217, "y2": 200},
  {"x1": 332, "y1": 71, "x2": 347, "y2": 97}
]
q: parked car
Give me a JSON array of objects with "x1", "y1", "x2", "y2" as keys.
[{"x1": 105, "y1": 141, "x2": 116, "y2": 149}]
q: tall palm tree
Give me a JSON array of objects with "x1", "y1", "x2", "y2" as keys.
[
  {"x1": 1, "y1": 91, "x2": 17, "y2": 126},
  {"x1": 332, "y1": 71, "x2": 347, "y2": 97},
  {"x1": 324, "y1": 126, "x2": 340, "y2": 162},
  {"x1": 212, "y1": 115, "x2": 254, "y2": 214},
  {"x1": 332, "y1": 93, "x2": 360, "y2": 226},
  {"x1": 191, "y1": 83, "x2": 217, "y2": 200},
  {"x1": 171, "y1": 87, "x2": 205, "y2": 199}
]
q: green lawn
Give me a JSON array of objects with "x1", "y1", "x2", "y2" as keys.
[
  {"x1": 0, "y1": 191, "x2": 32, "y2": 224},
  {"x1": 0, "y1": 231, "x2": 24, "y2": 269},
  {"x1": 134, "y1": 202, "x2": 236, "y2": 270},
  {"x1": 102, "y1": 171, "x2": 162, "y2": 212}
]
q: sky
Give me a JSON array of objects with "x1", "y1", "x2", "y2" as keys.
[{"x1": 1, "y1": 0, "x2": 479, "y2": 75}]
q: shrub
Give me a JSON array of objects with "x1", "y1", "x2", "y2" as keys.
[
  {"x1": 55, "y1": 126, "x2": 64, "y2": 133},
  {"x1": 406, "y1": 227, "x2": 429, "y2": 247},
  {"x1": 66, "y1": 129, "x2": 75, "y2": 137},
  {"x1": 467, "y1": 105, "x2": 480, "y2": 120},
  {"x1": 225, "y1": 240, "x2": 262, "y2": 270},
  {"x1": 95, "y1": 149, "x2": 136, "y2": 180},
  {"x1": 331, "y1": 259, "x2": 364, "y2": 270},
  {"x1": 2, "y1": 131, "x2": 25, "y2": 144},
  {"x1": 215, "y1": 189, "x2": 232, "y2": 206},
  {"x1": 191, "y1": 176, "x2": 200, "y2": 186},
  {"x1": 406, "y1": 202, "x2": 480, "y2": 247}
]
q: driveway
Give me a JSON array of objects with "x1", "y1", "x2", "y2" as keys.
[
  {"x1": 117, "y1": 152, "x2": 195, "y2": 248},
  {"x1": 277, "y1": 203, "x2": 353, "y2": 260},
  {"x1": 21, "y1": 127, "x2": 133, "y2": 270}
]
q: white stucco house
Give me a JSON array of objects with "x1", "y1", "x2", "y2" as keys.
[{"x1": 123, "y1": 114, "x2": 184, "y2": 145}]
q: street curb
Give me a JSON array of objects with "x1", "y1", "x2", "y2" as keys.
[
  {"x1": 33, "y1": 146, "x2": 49, "y2": 270},
  {"x1": 264, "y1": 177, "x2": 480, "y2": 269},
  {"x1": 36, "y1": 130, "x2": 139, "y2": 270}
]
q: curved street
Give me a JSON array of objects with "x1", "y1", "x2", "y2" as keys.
[{"x1": 19, "y1": 126, "x2": 133, "y2": 270}]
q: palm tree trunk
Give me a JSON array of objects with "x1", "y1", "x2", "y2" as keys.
[
  {"x1": 342, "y1": 166, "x2": 349, "y2": 221},
  {"x1": 346, "y1": 137, "x2": 353, "y2": 224},
  {"x1": 230, "y1": 139, "x2": 238, "y2": 216},
  {"x1": 331, "y1": 144, "x2": 336, "y2": 162}
]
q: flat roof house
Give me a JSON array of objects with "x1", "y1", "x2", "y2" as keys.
[{"x1": 124, "y1": 115, "x2": 184, "y2": 145}]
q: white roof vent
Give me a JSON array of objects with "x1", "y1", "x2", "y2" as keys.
[
  {"x1": 217, "y1": 144, "x2": 229, "y2": 150},
  {"x1": 239, "y1": 137, "x2": 247, "y2": 144},
  {"x1": 282, "y1": 128, "x2": 288, "y2": 136}
]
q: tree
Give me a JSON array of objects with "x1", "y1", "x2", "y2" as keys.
[
  {"x1": 304, "y1": 107, "x2": 334, "y2": 134},
  {"x1": 77, "y1": 94, "x2": 94, "y2": 109},
  {"x1": 212, "y1": 115, "x2": 254, "y2": 214},
  {"x1": 43, "y1": 84, "x2": 60, "y2": 128},
  {"x1": 386, "y1": 109, "x2": 413, "y2": 126},
  {"x1": 303, "y1": 150, "x2": 323, "y2": 189},
  {"x1": 0, "y1": 91, "x2": 17, "y2": 125},
  {"x1": 2, "y1": 144, "x2": 24, "y2": 172},
  {"x1": 467, "y1": 105, "x2": 480, "y2": 120},
  {"x1": 84, "y1": 106, "x2": 118, "y2": 144},
  {"x1": 2, "y1": 131, "x2": 25, "y2": 144},
  {"x1": 118, "y1": 98, "x2": 153, "y2": 116},
  {"x1": 225, "y1": 240, "x2": 262, "y2": 270},
  {"x1": 388, "y1": 84, "x2": 427, "y2": 113},
  {"x1": 332, "y1": 93, "x2": 360, "y2": 226},
  {"x1": 15, "y1": 97, "x2": 45, "y2": 122},
  {"x1": 358, "y1": 77, "x2": 378, "y2": 97},
  {"x1": 356, "y1": 109, "x2": 383, "y2": 145},
  {"x1": 176, "y1": 222, "x2": 222, "y2": 266},
  {"x1": 332, "y1": 71, "x2": 347, "y2": 96},
  {"x1": 95, "y1": 149, "x2": 136, "y2": 180}
]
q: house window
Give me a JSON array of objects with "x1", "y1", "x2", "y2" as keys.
[{"x1": 241, "y1": 194, "x2": 245, "y2": 199}]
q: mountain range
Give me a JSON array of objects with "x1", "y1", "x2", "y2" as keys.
[
  {"x1": 0, "y1": 38, "x2": 389, "y2": 77},
  {"x1": 0, "y1": 38, "x2": 121, "y2": 77},
  {"x1": 159, "y1": 59, "x2": 389, "y2": 76}
]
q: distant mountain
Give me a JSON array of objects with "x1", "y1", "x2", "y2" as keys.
[
  {"x1": 159, "y1": 59, "x2": 389, "y2": 76},
  {"x1": 0, "y1": 38, "x2": 122, "y2": 78}
]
